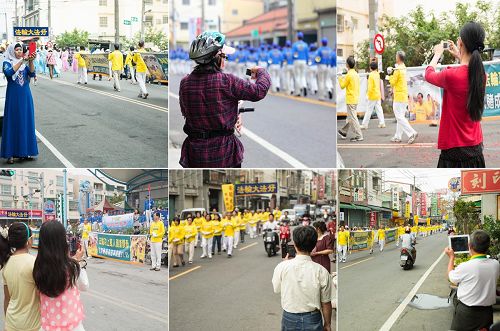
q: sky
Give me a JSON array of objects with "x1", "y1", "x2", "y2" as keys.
[
  {"x1": 382, "y1": 169, "x2": 461, "y2": 193},
  {"x1": 394, "y1": 0, "x2": 484, "y2": 16}
]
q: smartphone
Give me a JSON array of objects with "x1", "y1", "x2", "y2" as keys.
[
  {"x1": 443, "y1": 42, "x2": 449, "y2": 50},
  {"x1": 29, "y1": 42, "x2": 37, "y2": 56},
  {"x1": 287, "y1": 244, "x2": 296, "y2": 258},
  {"x1": 246, "y1": 68, "x2": 251, "y2": 76}
]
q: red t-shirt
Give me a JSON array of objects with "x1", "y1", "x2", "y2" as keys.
[{"x1": 424, "y1": 65, "x2": 483, "y2": 150}]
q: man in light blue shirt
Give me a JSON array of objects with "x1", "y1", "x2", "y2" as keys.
[
  {"x1": 316, "y1": 38, "x2": 334, "y2": 100},
  {"x1": 292, "y1": 32, "x2": 309, "y2": 96},
  {"x1": 268, "y1": 44, "x2": 283, "y2": 92}
]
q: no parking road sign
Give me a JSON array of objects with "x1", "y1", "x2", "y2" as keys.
[{"x1": 374, "y1": 33, "x2": 385, "y2": 54}]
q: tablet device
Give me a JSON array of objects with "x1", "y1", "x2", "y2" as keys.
[{"x1": 448, "y1": 235, "x2": 470, "y2": 254}]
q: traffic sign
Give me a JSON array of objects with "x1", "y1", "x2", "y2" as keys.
[
  {"x1": 131, "y1": 17, "x2": 138, "y2": 22},
  {"x1": 251, "y1": 29, "x2": 259, "y2": 38},
  {"x1": 374, "y1": 33, "x2": 385, "y2": 55},
  {"x1": 124, "y1": 20, "x2": 131, "y2": 25}
]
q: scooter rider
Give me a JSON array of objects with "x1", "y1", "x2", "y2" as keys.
[
  {"x1": 399, "y1": 226, "x2": 416, "y2": 261},
  {"x1": 180, "y1": 31, "x2": 271, "y2": 168},
  {"x1": 263, "y1": 214, "x2": 280, "y2": 248}
]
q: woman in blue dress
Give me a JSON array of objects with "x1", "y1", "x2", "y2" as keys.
[{"x1": 1, "y1": 42, "x2": 38, "y2": 164}]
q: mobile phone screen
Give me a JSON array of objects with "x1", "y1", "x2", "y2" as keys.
[
  {"x1": 287, "y1": 244, "x2": 296, "y2": 258},
  {"x1": 246, "y1": 68, "x2": 251, "y2": 76}
]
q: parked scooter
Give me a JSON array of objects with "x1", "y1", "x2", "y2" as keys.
[{"x1": 263, "y1": 228, "x2": 278, "y2": 257}]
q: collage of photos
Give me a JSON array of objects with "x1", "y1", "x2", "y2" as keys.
[{"x1": 0, "y1": 0, "x2": 499, "y2": 330}]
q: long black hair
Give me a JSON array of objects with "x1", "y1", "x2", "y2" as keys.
[
  {"x1": 0, "y1": 222, "x2": 31, "y2": 269},
  {"x1": 33, "y1": 221, "x2": 80, "y2": 298},
  {"x1": 460, "y1": 21, "x2": 486, "y2": 122}
]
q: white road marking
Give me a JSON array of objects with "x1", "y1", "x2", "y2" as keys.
[
  {"x1": 35, "y1": 130, "x2": 75, "y2": 168},
  {"x1": 168, "y1": 92, "x2": 308, "y2": 168},
  {"x1": 340, "y1": 257, "x2": 374, "y2": 269},
  {"x1": 338, "y1": 143, "x2": 435, "y2": 149},
  {"x1": 38, "y1": 76, "x2": 167, "y2": 112},
  {"x1": 379, "y1": 252, "x2": 446, "y2": 331}
]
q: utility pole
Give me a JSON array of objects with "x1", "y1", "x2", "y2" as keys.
[
  {"x1": 40, "y1": 173, "x2": 45, "y2": 223},
  {"x1": 114, "y1": 0, "x2": 119, "y2": 45},
  {"x1": 48, "y1": 0, "x2": 51, "y2": 39},
  {"x1": 368, "y1": 0, "x2": 378, "y2": 59},
  {"x1": 140, "y1": 0, "x2": 145, "y2": 41},
  {"x1": 287, "y1": 0, "x2": 294, "y2": 42},
  {"x1": 171, "y1": 0, "x2": 176, "y2": 49},
  {"x1": 63, "y1": 169, "x2": 68, "y2": 229},
  {"x1": 14, "y1": 0, "x2": 17, "y2": 27}
]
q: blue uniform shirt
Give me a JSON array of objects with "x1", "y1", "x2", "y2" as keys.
[
  {"x1": 144, "y1": 199, "x2": 155, "y2": 210},
  {"x1": 292, "y1": 40, "x2": 309, "y2": 61},
  {"x1": 269, "y1": 49, "x2": 283, "y2": 65},
  {"x1": 247, "y1": 52, "x2": 259, "y2": 63},
  {"x1": 258, "y1": 49, "x2": 269, "y2": 62},
  {"x1": 316, "y1": 46, "x2": 333, "y2": 65},
  {"x1": 283, "y1": 48, "x2": 294, "y2": 64}
]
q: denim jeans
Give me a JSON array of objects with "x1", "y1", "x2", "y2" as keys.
[
  {"x1": 212, "y1": 235, "x2": 222, "y2": 253},
  {"x1": 281, "y1": 310, "x2": 323, "y2": 331}
]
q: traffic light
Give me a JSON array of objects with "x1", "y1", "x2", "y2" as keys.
[{"x1": 0, "y1": 170, "x2": 15, "y2": 177}]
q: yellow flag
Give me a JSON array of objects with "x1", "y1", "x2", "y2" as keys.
[{"x1": 222, "y1": 184, "x2": 235, "y2": 212}]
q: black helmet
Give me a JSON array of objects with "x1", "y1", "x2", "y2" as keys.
[{"x1": 189, "y1": 31, "x2": 227, "y2": 64}]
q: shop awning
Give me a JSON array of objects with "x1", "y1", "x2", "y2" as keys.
[
  {"x1": 369, "y1": 205, "x2": 394, "y2": 213},
  {"x1": 339, "y1": 203, "x2": 371, "y2": 211}
]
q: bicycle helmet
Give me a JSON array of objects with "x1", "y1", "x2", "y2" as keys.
[{"x1": 189, "y1": 31, "x2": 234, "y2": 64}]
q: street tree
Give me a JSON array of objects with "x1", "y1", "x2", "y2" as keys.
[
  {"x1": 55, "y1": 29, "x2": 90, "y2": 49},
  {"x1": 109, "y1": 193, "x2": 125, "y2": 205},
  {"x1": 452, "y1": 199, "x2": 481, "y2": 235},
  {"x1": 120, "y1": 27, "x2": 167, "y2": 52},
  {"x1": 483, "y1": 215, "x2": 500, "y2": 257}
]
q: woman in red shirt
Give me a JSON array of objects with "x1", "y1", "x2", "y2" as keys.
[{"x1": 425, "y1": 22, "x2": 486, "y2": 168}]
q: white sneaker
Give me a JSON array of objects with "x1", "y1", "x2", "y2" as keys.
[
  {"x1": 408, "y1": 132, "x2": 418, "y2": 144},
  {"x1": 200, "y1": 255, "x2": 206, "y2": 259},
  {"x1": 390, "y1": 137, "x2": 402, "y2": 143},
  {"x1": 360, "y1": 125, "x2": 368, "y2": 130},
  {"x1": 378, "y1": 123, "x2": 386, "y2": 128}
]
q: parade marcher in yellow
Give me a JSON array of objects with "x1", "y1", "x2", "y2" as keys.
[
  {"x1": 387, "y1": 50, "x2": 418, "y2": 144},
  {"x1": 194, "y1": 211, "x2": 204, "y2": 247},
  {"x1": 239, "y1": 211, "x2": 248, "y2": 244},
  {"x1": 82, "y1": 218, "x2": 92, "y2": 258},
  {"x1": 170, "y1": 217, "x2": 185, "y2": 268},
  {"x1": 249, "y1": 211, "x2": 259, "y2": 239},
  {"x1": 124, "y1": 45, "x2": 137, "y2": 84},
  {"x1": 74, "y1": 45, "x2": 88, "y2": 84},
  {"x1": 200, "y1": 214, "x2": 214, "y2": 259},
  {"x1": 273, "y1": 207, "x2": 282, "y2": 221},
  {"x1": 232, "y1": 211, "x2": 241, "y2": 249},
  {"x1": 132, "y1": 40, "x2": 149, "y2": 99},
  {"x1": 108, "y1": 43, "x2": 124, "y2": 92},
  {"x1": 222, "y1": 212, "x2": 236, "y2": 258},
  {"x1": 184, "y1": 216, "x2": 198, "y2": 264},
  {"x1": 377, "y1": 225, "x2": 386, "y2": 252},
  {"x1": 361, "y1": 60, "x2": 385, "y2": 129},
  {"x1": 396, "y1": 224, "x2": 405, "y2": 247},
  {"x1": 150, "y1": 211, "x2": 166, "y2": 271},
  {"x1": 211, "y1": 213, "x2": 223, "y2": 255},
  {"x1": 338, "y1": 56, "x2": 363, "y2": 142},
  {"x1": 337, "y1": 226, "x2": 350, "y2": 263}
]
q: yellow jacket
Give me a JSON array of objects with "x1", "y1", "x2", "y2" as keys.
[
  {"x1": 249, "y1": 214, "x2": 259, "y2": 226},
  {"x1": 150, "y1": 220, "x2": 166, "y2": 243},
  {"x1": 184, "y1": 224, "x2": 198, "y2": 243},
  {"x1": 338, "y1": 69, "x2": 360, "y2": 105},
  {"x1": 367, "y1": 71, "x2": 381, "y2": 101},
  {"x1": 194, "y1": 217, "x2": 204, "y2": 230},
  {"x1": 170, "y1": 224, "x2": 185, "y2": 245},
  {"x1": 231, "y1": 216, "x2": 241, "y2": 229},
  {"x1": 222, "y1": 218, "x2": 235, "y2": 237},
  {"x1": 212, "y1": 220, "x2": 223, "y2": 236},
  {"x1": 337, "y1": 230, "x2": 350, "y2": 246},
  {"x1": 377, "y1": 229, "x2": 386, "y2": 240},
  {"x1": 262, "y1": 212, "x2": 271, "y2": 221},
  {"x1": 82, "y1": 223, "x2": 91, "y2": 240},
  {"x1": 200, "y1": 221, "x2": 214, "y2": 239},
  {"x1": 108, "y1": 50, "x2": 124, "y2": 71},
  {"x1": 75, "y1": 51, "x2": 88, "y2": 68},
  {"x1": 132, "y1": 48, "x2": 147, "y2": 73},
  {"x1": 388, "y1": 64, "x2": 408, "y2": 102},
  {"x1": 273, "y1": 210, "x2": 282, "y2": 220}
]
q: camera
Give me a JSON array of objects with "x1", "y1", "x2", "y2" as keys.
[
  {"x1": 246, "y1": 68, "x2": 251, "y2": 76},
  {"x1": 443, "y1": 42, "x2": 449, "y2": 50}
]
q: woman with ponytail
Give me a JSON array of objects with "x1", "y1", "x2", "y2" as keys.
[
  {"x1": 425, "y1": 21, "x2": 486, "y2": 168},
  {"x1": 0, "y1": 222, "x2": 41, "y2": 331}
]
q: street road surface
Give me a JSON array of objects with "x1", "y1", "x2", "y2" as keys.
[
  {"x1": 0, "y1": 252, "x2": 168, "y2": 331},
  {"x1": 0, "y1": 71, "x2": 167, "y2": 168},
  {"x1": 337, "y1": 118, "x2": 500, "y2": 167},
  {"x1": 338, "y1": 232, "x2": 453, "y2": 330},
  {"x1": 169, "y1": 233, "x2": 336, "y2": 330},
  {"x1": 169, "y1": 73, "x2": 336, "y2": 168}
]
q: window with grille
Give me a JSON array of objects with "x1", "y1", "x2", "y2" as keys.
[{"x1": 100, "y1": 16, "x2": 108, "y2": 27}]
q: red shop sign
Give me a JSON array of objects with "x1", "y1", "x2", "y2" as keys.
[{"x1": 461, "y1": 170, "x2": 500, "y2": 194}]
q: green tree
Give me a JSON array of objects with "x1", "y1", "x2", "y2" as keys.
[
  {"x1": 120, "y1": 27, "x2": 167, "y2": 52},
  {"x1": 55, "y1": 29, "x2": 90, "y2": 49},
  {"x1": 453, "y1": 199, "x2": 481, "y2": 235},
  {"x1": 109, "y1": 193, "x2": 125, "y2": 205},
  {"x1": 483, "y1": 216, "x2": 500, "y2": 257}
]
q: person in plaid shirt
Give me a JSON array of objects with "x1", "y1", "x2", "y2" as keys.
[{"x1": 179, "y1": 31, "x2": 271, "y2": 168}]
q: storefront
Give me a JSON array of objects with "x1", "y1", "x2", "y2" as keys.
[{"x1": 339, "y1": 203, "x2": 370, "y2": 228}]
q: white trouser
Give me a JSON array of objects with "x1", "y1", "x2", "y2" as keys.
[
  {"x1": 82, "y1": 239, "x2": 89, "y2": 258},
  {"x1": 136, "y1": 71, "x2": 148, "y2": 96},
  {"x1": 185, "y1": 241, "x2": 195, "y2": 262},
  {"x1": 269, "y1": 64, "x2": 281, "y2": 91},
  {"x1": 258, "y1": 61, "x2": 268, "y2": 70},
  {"x1": 250, "y1": 225, "x2": 256, "y2": 238},
  {"x1": 317, "y1": 64, "x2": 330, "y2": 99},
  {"x1": 307, "y1": 65, "x2": 318, "y2": 92},
  {"x1": 151, "y1": 242, "x2": 162, "y2": 268},
  {"x1": 379, "y1": 239, "x2": 385, "y2": 251},
  {"x1": 233, "y1": 230, "x2": 240, "y2": 248},
  {"x1": 393, "y1": 102, "x2": 416, "y2": 139},
  {"x1": 129, "y1": 66, "x2": 137, "y2": 83},
  {"x1": 78, "y1": 67, "x2": 87, "y2": 83},
  {"x1": 201, "y1": 237, "x2": 213, "y2": 258},
  {"x1": 293, "y1": 60, "x2": 307, "y2": 94},
  {"x1": 225, "y1": 236, "x2": 233, "y2": 255},
  {"x1": 112, "y1": 70, "x2": 121, "y2": 90},
  {"x1": 145, "y1": 210, "x2": 152, "y2": 228},
  {"x1": 41, "y1": 322, "x2": 85, "y2": 331},
  {"x1": 338, "y1": 245, "x2": 347, "y2": 261},
  {"x1": 284, "y1": 64, "x2": 295, "y2": 93},
  {"x1": 362, "y1": 100, "x2": 385, "y2": 126}
]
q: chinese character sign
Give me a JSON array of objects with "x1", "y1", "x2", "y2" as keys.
[
  {"x1": 369, "y1": 212, "x2": 377, "y2": 228},
  {"x1": 13, "y1": 27, "x2": 49, "y2": 37},
  {"x1": 420, "y1": 193, "x2": 427, "y2": 216},
  {"x1": 484, "y1": 62, "x2": 500, "y2": 116},
  {"x1": 405, "y1": 201, "x2": 411, "y2": 219},
  {"x1": 102, "y1": 213, "x2": 134, "y2": 231},
  {"x1": 87, "y1": 232, "x2": 140, "y2": 262},
  {"x1": 234, "y1": 183, "x2": 278, "y2": 196},
  {"x1": 461, "y1": 170, "x2": 500, "y2": 194},
  {"x1": 222, "y1": 184, "x2": 235, "y2": 212},
  {"x1": 0, "y1": 209, "x2": 42, "y2": 219},
  {"x1": 391, "y1": 188, "x2": 399, "y2": 211}
]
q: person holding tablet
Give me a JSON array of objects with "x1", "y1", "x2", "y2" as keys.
[{"x1": 444, "y1": 230, "x2": 499, "y2": 330}]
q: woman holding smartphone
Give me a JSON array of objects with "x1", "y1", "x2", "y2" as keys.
[
  {"x1": 1, "y1": 42, "x2": 38, "y2": 164},
  {"x1": 425, "y1": 21, "x2": 486, "y2": 168}
]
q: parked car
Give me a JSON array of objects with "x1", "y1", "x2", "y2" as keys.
[{"x1": 280, "y1": 209, "x2": 297, "y2": 225}]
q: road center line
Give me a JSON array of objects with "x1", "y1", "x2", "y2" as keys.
[
  {"x1": 38, "y1": 76, "x2": 168, "y2": 112},
  {"x1": 35, "y1": 130, "x2": 75, "y2": 168},
  {"x1": 379, "y1": 252, "x2": 446, "y2": 331},
  {"x1": 239, "y1": 242, "x2": 258, "y2": 251},
  {"x1": 83, "y1": 289, "x2": 167, "y2": 324},
  {"x1": 340, "y1": 257, "x2": 374, "y2": 269},
  {"x1": 338, "y1": 143, "x2": 435, "y2": 149},
  {"x1": 169, "y1": 266, "x2": 201, "y2": 281},
  {"x1": 168, "y1": 92, "x2": 309, "y2": 168}
]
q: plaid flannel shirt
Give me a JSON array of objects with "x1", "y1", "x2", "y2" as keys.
[{"x1": 179, "y1": 68, "x2": 271, "y2": 168}]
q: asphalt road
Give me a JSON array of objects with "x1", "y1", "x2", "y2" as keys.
[
  {"x1": 337, "y1": 118, "x2": 500, "y2": 167},
  {"x1": 169, "y1": 232, "x2": 336, "y2": 330},
  {"x1": 0, "y1": 70, "x2": 168, "y2": 168},
  {"x1": 338, "y1": 232, "x2": 452, "y2": 331},
  {"x1": 169, "y1": 73, "x2": 336, "y2": 168},
  {"x1": 0, "y1": 251, "x2": 168, "y2": 331}
]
